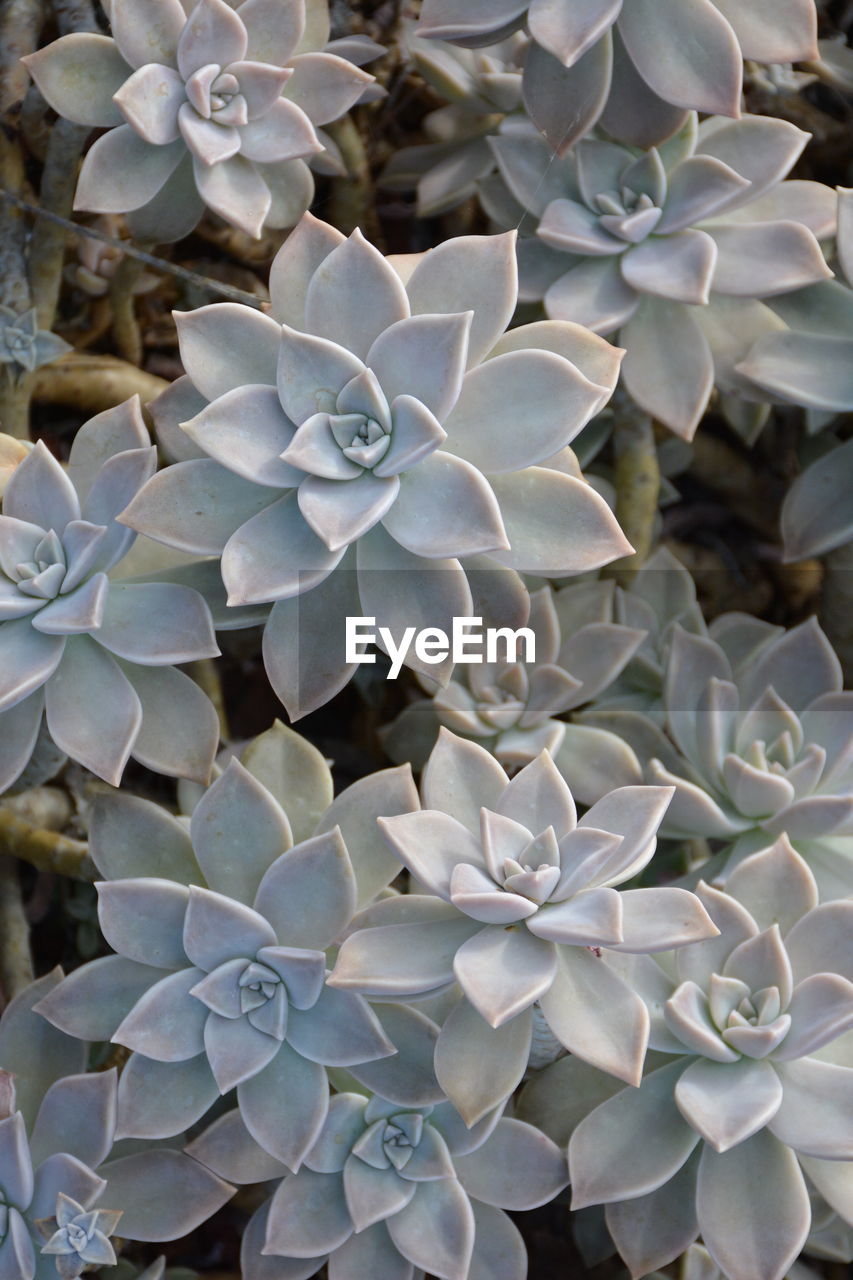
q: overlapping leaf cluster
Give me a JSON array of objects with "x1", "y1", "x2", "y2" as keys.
[{"x1": 1, "y1": 2, "x2": 852, "y2": 1279}]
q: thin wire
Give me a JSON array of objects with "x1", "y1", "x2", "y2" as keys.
[
  {"x1": 512, "y1": 120, "x2": 577, "y2": 235},
  {"x1": 0, "y1": 187, "x2": 266, "y2": 309}
]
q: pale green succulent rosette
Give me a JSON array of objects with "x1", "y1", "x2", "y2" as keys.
[
  {"x1": 381, "y1": 582, "x2": 646, "y2": 805},
  {"x1": 0, "y1": 974, "x2": 233, "y2": 1280},
  {"x1": 34, "y1": 723, "x2": 428, "y2": 1173},
  {"x1": 0, "y1": 1048, "x2": 120, "y2": 1280},
  {"x1": 3, "y1": 3, "x2": 848, "y2": 1278},
  {"x1": 738, "y1": 293, "x2": 853, "y2": 426},
  {"x1": 186, "y1": 1083, "x2": 567, "y2": 1280},
  {"x1": 748, "y1": 188, "x2": 853, "y2": 567},
  {"x1": 23, "y1": 0, "x2": 376, "y2": 239},
  {"x1": 121, "y1": 214, "x2": 630, "y2": 718},
  {"x1": 571, "y1": 560, "x2": 782, "y2": 808},
  {"x1": 596, "y1": 616, "x2": 853, "y2": 898},
  {"x1": 379, "y1": 28, "x2": 528, "y2": 218},
  {"x1": 579, "y1": 546, "x2": 709, "y2": 722},
  {"x1": 330, "y1": 728, "x2": 719, "y2": 1125},
  {"x1": 781, "y1": 435, "x2": 853, "y2": 565},
  {"x1": 382, "y1": 548, "x2": 707, "y2": 798},
  {"x1": 647, "y1": 1241, "x2": 846, "y2": 1280},
  {"x1": 738, "y1": 187, "x2": 853, "y2": 424},
  {"x1": 0, "y1": 399, "x2": 220, "y2": 794},
  {"x1": 0, "y1": 308, "x2": 71, "y2": 385},
  {"x1": 416, "y1": 0, "x2": 818, "y2": 151},
  {"x1": 490, "y1": 111, "x2": 840, "y2": 441},
  {"x1": 519, "y1": 837, "x2": 853, "y2": 1280}
]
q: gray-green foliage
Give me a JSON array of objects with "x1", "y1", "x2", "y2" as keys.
[
  {"x1": 24, "y1": 0, "x2": 376, "y2": 240},
  {"x1": 3, "y1": 3, "x2": 852, "y2": 1278}
]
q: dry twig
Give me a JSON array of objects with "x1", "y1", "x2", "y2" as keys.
[
  {"x1": 32, "y1": 351, "x2": 168, "y2": 412},
  {"x1": 0, "y1": 806, "x2": 93, "y2": 878},
  {"x1": 605, "y1": 396, "x2": 661, "y2": 584},
  {"x1": 0, "y1": 854, "x2": 34, "y2": 1003}
]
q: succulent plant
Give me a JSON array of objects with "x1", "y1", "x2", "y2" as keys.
[
  {"x1": 580, "y1": 546, "x2": 709, "y2": 722},
  {"x1": 780, "y1": 435, "x2": 853, "y2": 564},
  {"x1": 36, "y1": 1193, "x2": 122, "y2": 1279},
  {"x1": 187, "y1": 1087, "x2": 568, "y2": 1280},
  {"x1": 380, "y1": 582, "x2": 646, "y2": 804},
  {"x1": 0, "y1": 972, "x2": 234, "y2": 1280},
  {"x1": 519, "y1": 836, "x2": 853, "y2": 1280},
  {"x1": 121, "y1": 214, "x2": 629, "y2": 717},
  {"x1": 0, "y1": 1066, "x2": 117, "y2": 1280},
  {"x1": 569, "y1": 557, "x2": 784, "y2": 802},
  {"x1": 564, "y1": 583, "x2": 769, "y2": 815},
  {"x1": 490, "y1": 113, "x2": 836, "y2": 437},
  {"x1": 3, "y1": 5, "x2": 849, "y2": 1274},
  {"x1": 35, "y1": 723, "x2": 425, "y2": 1169},
  {"x1": 380, "y1": 546, "x2": 728, "y2": 810},
  {"x1": 0, "y1": 398, "x2": 220, "y2": 792},
  {"x1": 24, "y1": 0, "x2": 375, "y2": 240},
  {"x1": 330, "y1": 728, "x2": 718, "y2": 1123},
  {"x1": 0, "y1": 308, "x2": 71, "y2": 383},
  {"x1": 0, "y1": 436, "x2": 31, "y2": 499},
  {"x1": 379, "y1": 28, "x2": 528, "y2": 218},
  {"x1": 744, "y1": 57, "x2": 819, "y2": 97},
  {"x1": 416, "y1": 0, "x2": 819, "y2": 152},
  {"x1": 593, "y1": 617, "x2": 853, "y2": 898},
  {"x1": 644, "y1": 1242, "x2": 823, "y2": 1280},
  {"x1": 736, "y1": 186, "x2": 853, "y2": 419},
  {"x1": 736, "y1": 187, "x2": 853, "y2": 569},
  {"x1": 804, "y1": 1189, "x2": 853, "y2": 1266},
  {"x1": 113, "y1": 1259, "x2": 197, "y2": 1280},
  {"x1": 66, "y1": 218, "x2": 158, "y2": 300}
]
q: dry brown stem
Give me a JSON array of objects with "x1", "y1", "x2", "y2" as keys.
[
  {"x1": 326, "y1": 113, "x2": 383, "y2": 244},
  {"x1": 821, "y1": 540, "x2": 853, "y2": 683},
  {"x1": 0, "y1": 125, "x2": 35, "y2": 438},
  {"x1": 688, "y1": 432, "x2": 778, "y2": 539},
  {"x1": 605, "y1": 399, "x2": 660, "y2": 585},
  {"x1": 187, "y1": 658, "x2": 230, "y2": 740},
  {"x1": 30, "y1": 116, "x2": 89, "y2": 327},
  {"x1": 3, "y1": 786, "x2": 73, "y2": 831},
  {"x1": 0, "y1": 806, "x2": 93, "y2": 878},
  {"x1": 109, "y1": 253, "x2": 146, "y2": 365},
  {"x1": 0, "y1": 0, "x2": 44, "y2": 115},
  {"x1": 32, "y1": 352, "x2": 168, "y2": 413},
  {"x1": 0, "y1": 854, "x2": 34, "y2": 1003}
]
